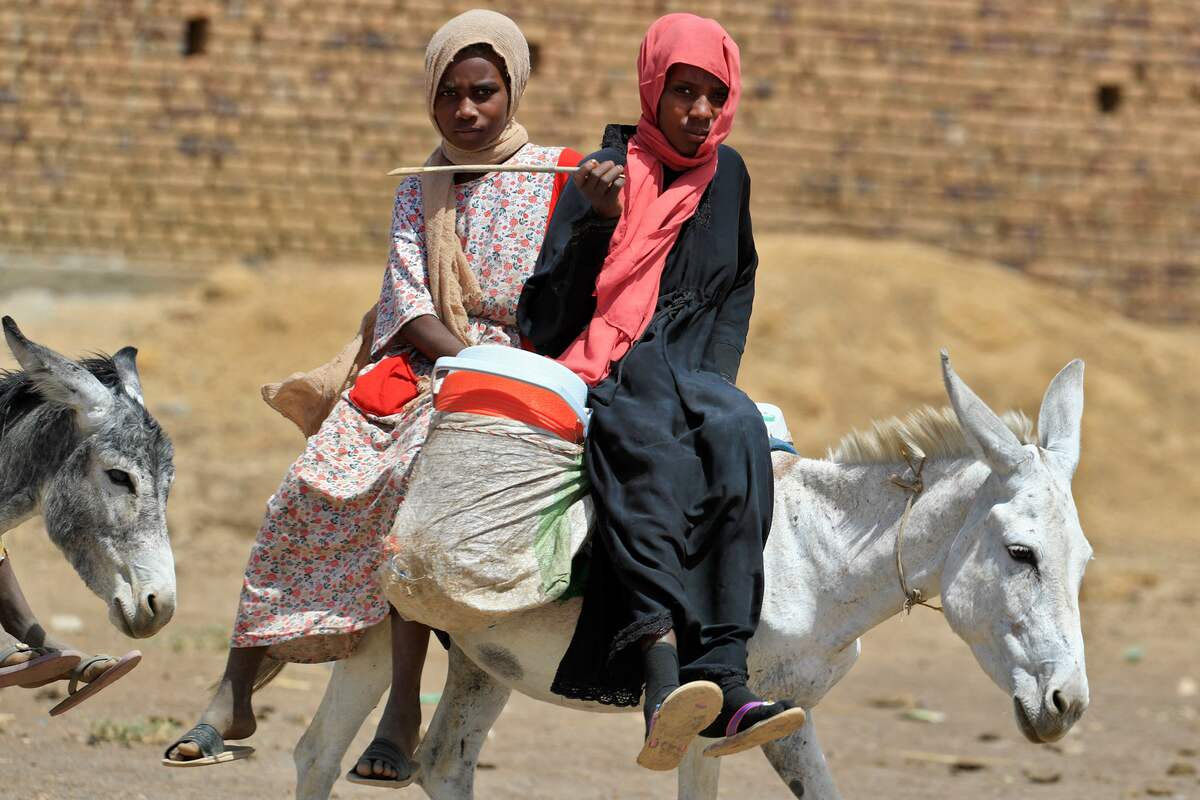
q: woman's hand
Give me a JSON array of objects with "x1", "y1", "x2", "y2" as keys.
[
  {"x1": 395, "y1": 315, "x2": 465, "y2": 362},
  {"x1": 574, "y1": 159, "x2": 625, "y2": 219}
]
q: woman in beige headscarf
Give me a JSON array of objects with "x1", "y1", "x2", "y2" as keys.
[{"x1": 162, "y1": 10, "x2": 580, "y2": 775}]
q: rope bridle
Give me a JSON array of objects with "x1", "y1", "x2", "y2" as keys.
[{"x1": 889, "y1": 445, "x2": 943, "y2": 615}]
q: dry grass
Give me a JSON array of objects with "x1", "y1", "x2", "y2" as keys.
[{"x1": 87, "y1": 716, "x2": 182, "y2": 747}]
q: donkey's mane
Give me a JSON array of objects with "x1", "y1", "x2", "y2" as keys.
[
  {"x1": 0, "y1": 355, "x2": 121, "y2": 427},
  {"x1": 0, "y1": 356, "x2": 171, "y2": 473},
  {"x1": 827, "y1": 405, "x2": 1034, "y2": 464},
  {"x1": 0, "y1": 348, "x2": 173, "y2": 526}
]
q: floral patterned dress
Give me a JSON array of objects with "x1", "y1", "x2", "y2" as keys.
[{"x1": 232, "y1": 143, "x2": 578, "y2": 663}]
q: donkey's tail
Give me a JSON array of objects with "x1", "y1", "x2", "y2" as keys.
[
  {"x1": 206, "y1": 655, "x2": 287, "y2": 694},
  {"x1": 253, "y1": 656, "x2": 287, "y2": 692}
]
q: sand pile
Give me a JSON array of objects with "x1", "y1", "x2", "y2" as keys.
[{"x1": 2, "y1": 235, "x2": 1196, "y2": 561}]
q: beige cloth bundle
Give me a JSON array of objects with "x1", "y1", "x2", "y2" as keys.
[
  {"x1": 260, "y1": 305, "x2": 377, "y2": 437},
  {"x1": 262, "y1": 10, "x2": 533, "y2": 436}
]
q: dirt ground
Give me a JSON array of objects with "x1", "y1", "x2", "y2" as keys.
[{"x1": 1, "y1": 234, "x2": 1197, "y2": 799}]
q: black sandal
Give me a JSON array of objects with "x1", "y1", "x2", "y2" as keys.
[
  {"x1": 160, "y1": 722, "x2": 255, "y2": 767},
  {"x1": 702, "y1": 701, "x2": 808, "y2": 758},
  {"x1": 346, "y1": 737, "x2": 416, "y2": 787}
]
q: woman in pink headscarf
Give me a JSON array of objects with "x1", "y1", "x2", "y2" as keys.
[{"x1": 519, "y1": 13, "x2": 806, "y2": 770}]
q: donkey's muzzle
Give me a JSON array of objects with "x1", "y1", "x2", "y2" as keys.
[
  {"x1": 108, "y1": 548, "x2": 177, "y2": 638},
  {"x1": 117, "y1": 586, "x2": 175, "y2": 638},
  {"x1": 110, "y1": 568, "x2": 176, "y2": 638},
  {"x1": 1013, "y1": 671, "x2": 1088, "y2": 744}
]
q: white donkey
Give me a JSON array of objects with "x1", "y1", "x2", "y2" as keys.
[{"x1": 293, "y1": 353, "x2": 1090, "y2": 799}]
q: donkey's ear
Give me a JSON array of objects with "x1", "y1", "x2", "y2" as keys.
[
  {"x1": 941, "y1": 349, "x2": 1027, "y2": 476},
  {"x1": 1037, "y1": 359, "x2": 1084, "y2": 478},
  {"x1": 113, "y1": 346, "x2": 144, "y2": 406},
  {"x1": 3, "y1": 316, "x2": 114, "y2": 432}
]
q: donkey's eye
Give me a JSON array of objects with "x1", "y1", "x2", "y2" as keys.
[
  {"x1": 105, "y1": 469, "x2": 134, "y2": 492},
  {"x1": 1007, "y1": 544, "x2": 1037, "y2": 565}
]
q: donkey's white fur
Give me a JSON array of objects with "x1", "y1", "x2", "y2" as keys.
[{"x1": 294, "y1": 354, "x2": 1091, "y2": 800}]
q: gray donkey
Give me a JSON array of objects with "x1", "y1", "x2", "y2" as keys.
[{"x1": 0, "y1": 316, "x2": 176, "y2": 704}]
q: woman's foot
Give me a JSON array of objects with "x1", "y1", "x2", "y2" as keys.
[
  {"x1": 347, "y1": 737, "x2": 416, "y2": 787},
  {"x1": 163, "y1": 646, "x2": 269, "y2": 763},
  {"x1": 349, "y1": 612, "x2": 428, "y2": 784},
  {"x1": 699, "y1": 684, "x2": 807, "y2": 758},
  {"x1": 2, "y1": 621, "x2": 124, "y2": 691},
  {"x1": 20, "y1": 647, "x2": 117, "y2": 689},
  {"x1": 635, "y1": 635, "x2": 725, "y2": 771},
  {"x1": 0, "y1": 629, "x2": 35, "y2": 668},
  {"x1": 164, "y1": 679, "x2": 258, "y2": 762},
  {"x1": 352, "y1": 692, "x2": 419, "y2": 781},
  {"x1": 161, "y1": 723, "x2": 255, "y2": 768},
  {"x1": 637, "y1": 680, "x2": 723, "y2": 770},
  {"x1": 47, "y1": 652, "x2": 143, "y2": 716},
  {"x1": 641, "y1": 640, "x2": 681, "y2": 733},
  {"x1": 0, "y1": 630, "x2": 80, "y2": 689}
]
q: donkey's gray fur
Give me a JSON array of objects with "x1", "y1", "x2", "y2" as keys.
[{"x1": 0, "y1": 317, "x2": 177, "y2": 638}]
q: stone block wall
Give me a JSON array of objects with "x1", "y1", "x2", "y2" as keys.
[{"x1": 2, "y1": 0, "x2": 1197, "y2": 321}]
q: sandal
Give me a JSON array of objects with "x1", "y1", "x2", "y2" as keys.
[
  {"x1": 0, "y1": 645, "x2": 80, "y2": 690},
  {"x1": 702, "y1": 701, "x2": 807, "y2": 758},
  {"x1": 636, "y1": 680, "x2": 722, "y2": 771},
  {"x1": 161, "y1": 723, "x2": 255, "y2": 767},
  {"x1": 48, "y1": 651, "x2": 142, "y2": 716},
  {"x1": 345, "y1": 737, "x2": 416, "y2": 787}
]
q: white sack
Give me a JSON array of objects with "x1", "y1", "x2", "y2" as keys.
[{"x1": 382, "y1": 412, "x2": 591, "y2": 632}]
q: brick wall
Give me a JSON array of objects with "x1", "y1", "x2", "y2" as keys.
[{"x1": 2, "y1": 0, "x2": 1198, "y2": 321}]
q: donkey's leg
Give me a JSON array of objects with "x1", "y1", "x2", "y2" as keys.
[
  {"x1": 761, "y1": 710, "x2": 842, "y2": 800},
  {"x1": 294, "y1": 622, "x2": 391, "y2": 800},
  {"x1": 677, "y1": 737, "x2": 721, "y2": 800},
  {"x1": 416, "y1": 643, "x2": 511, "y2": 800}
]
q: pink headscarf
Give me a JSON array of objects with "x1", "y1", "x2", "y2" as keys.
[{"x1": 557, "y1": 13, "x2": 742, "y2": 385}]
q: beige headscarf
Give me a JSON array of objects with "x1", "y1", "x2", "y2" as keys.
[
  {"x1": 421, "y1": 9, "x2": 532, "y2": 346},
  {"x1": 262, "y1": 10, "x2": 532, "y2": 436}
]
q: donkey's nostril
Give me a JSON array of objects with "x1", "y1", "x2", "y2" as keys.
[
  {"x1": 145, "y1": 593, "x2": 157, "y2": 615},
  {"x1": 1051, "y1": 689, "x2": 1068, "y2": 715}
]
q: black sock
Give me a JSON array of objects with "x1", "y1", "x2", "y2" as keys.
[
  {"x1": 642, "y1": 642, "x2": 680, "y2": 732},
  {"x1": 699, "y1": 683, "x2": 792, "y2": 738}
]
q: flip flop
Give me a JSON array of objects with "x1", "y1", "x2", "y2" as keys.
[
  {"x1": 345, "y1": 737, "x2": 417, "y2": 788},
  {"x1": 702, "y1": 702, "x2": 808, "y2": 758},
  {"x1": 636, "y1": 680, "x2": 723, "y2": 771},
  {"x1": 0, "y1": 645, "x2": 81, "y2": 690},
  {"x1": 48, "y1": 651, "x2": 142, "y2": 716},
  {"x1": 161, "y1": 723, "x2": 255, "y2": 768},
  {"x1": 17, "y1": 647, "x2": 85, "y2": 690}
]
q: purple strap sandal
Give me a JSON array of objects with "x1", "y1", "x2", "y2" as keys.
[{"x1": 702, "y1": 700, "x2": 808, "y2": 758}]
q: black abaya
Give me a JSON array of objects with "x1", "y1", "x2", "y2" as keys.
[{"x1": 517, "y1": 125, "x2": 772, "y2": 706}]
